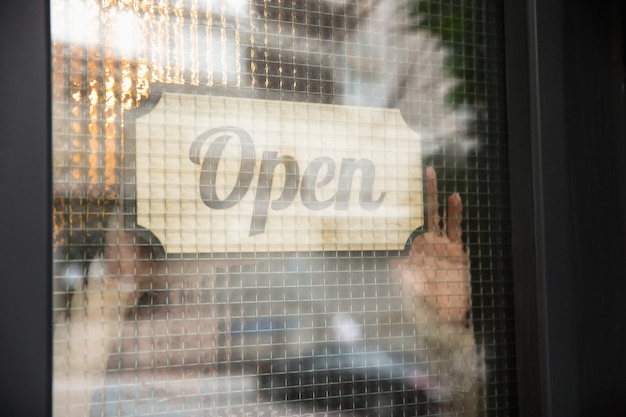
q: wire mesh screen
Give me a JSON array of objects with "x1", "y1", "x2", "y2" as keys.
[{"x1": 51, "y1": 1, "x2": 515, "y2": 416}]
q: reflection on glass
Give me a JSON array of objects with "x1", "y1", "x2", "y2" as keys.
[{"x1": 51, "y1": 1, "x2": 506, "y2": 417}]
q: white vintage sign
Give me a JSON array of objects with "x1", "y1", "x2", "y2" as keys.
[{"x1": 133, "y1": 93, "x2": 423, "y2": 253}]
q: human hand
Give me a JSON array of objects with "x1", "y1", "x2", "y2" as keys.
[{"x1": 398, "y1": 167, "x2": 471, "y2": 324}]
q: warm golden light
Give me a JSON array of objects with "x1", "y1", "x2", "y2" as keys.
[{"x1": 51, "y1": 0, "x2": 252, "y2": 252}]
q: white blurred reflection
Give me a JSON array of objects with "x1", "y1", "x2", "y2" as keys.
[{"x1": 51, "y1": 0, "x2": 477, "y2": 156}]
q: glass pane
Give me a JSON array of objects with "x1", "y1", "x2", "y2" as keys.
[{"x1": 51, "y1": 1, "x2": 515, "y2": 416}]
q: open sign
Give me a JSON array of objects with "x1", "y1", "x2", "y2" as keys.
[{"x1": 131, "y1": 91, "x2": 423, "y2": 253}]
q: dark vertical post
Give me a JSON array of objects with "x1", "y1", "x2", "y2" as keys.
[
  {"x1": 506, "y1": 0, "x2": 626, "y2": 416},
  {"x1": 0, "y1": 1, "x2": 51, "y2": 416}
]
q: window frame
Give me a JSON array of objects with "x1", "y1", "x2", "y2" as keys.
[{"x1": 505, "y1": 0, "x2": 626, "y2": 415}]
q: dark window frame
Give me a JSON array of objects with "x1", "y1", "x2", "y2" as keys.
[
  {"x1": 0, "y1": 1, "x2": 52, "y2": 416},
  {"x1": 1, "y1": 0, "x2": 625, "y2": 415},
  {"x1": 506, "y1": 0, "x2": 626, "y2": 416}
]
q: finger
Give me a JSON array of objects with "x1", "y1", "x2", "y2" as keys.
[
  {"x1": 70, "y1": 278, "x2": 87, "y2": 323},
  {"x1": 425, "y1": 167, "x2": 440, "y2": 233},
  {"x1": 446, "y1": 193, "x2": 463, "y2": 243}
]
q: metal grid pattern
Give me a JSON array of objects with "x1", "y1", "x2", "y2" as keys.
[{"x1": 51, "y1": 1, "x2": 515, "y2": 416}]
